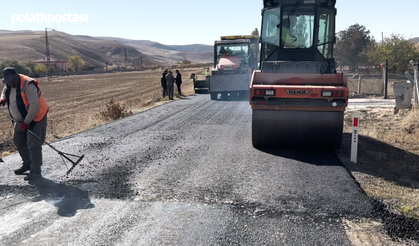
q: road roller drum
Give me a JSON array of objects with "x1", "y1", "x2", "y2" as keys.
[{"x1": 252, "y1": 109, "x2": 343, "y2": 148}]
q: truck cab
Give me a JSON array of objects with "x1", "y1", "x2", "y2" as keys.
[{"x1": 209, "y1": 35, "x2": 259, "y2": 101}]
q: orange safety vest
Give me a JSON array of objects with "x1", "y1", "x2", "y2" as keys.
[{"x1": 19, "y1": 74, "x2": 49, "y2": 122}]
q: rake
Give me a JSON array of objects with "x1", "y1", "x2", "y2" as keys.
[{"x1": 0, "y1": 110, "x2": 84, "y2": 175}]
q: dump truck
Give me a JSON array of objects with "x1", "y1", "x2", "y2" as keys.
[
  {"x1": 210, "y1": 35, "x2": 259, "y2": 100},
  {"x1": 250, "y1": 0, "x2": 348, "y2": 148}
]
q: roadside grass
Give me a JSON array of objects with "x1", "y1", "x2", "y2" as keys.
[{"x1": 337, "y1": 72, "x2": 419, "y2": 220}]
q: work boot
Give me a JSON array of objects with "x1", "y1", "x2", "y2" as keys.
[
  {"x1": 23, "y1": 172, "x2": 42, "y2": 181},
  {"x1": 14, "y1": 165, "x2": 31, "y2": 175}
]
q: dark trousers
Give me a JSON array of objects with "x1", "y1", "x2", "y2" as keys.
[
  {"x1": 13, "y1": 115, "x2": 47, "y2": 174},
  {"x1": 167, "y1": 85, "x2": 174, "y2": 99},
  {"x1": 176, "y1": 82, "x2": 182, "y2": 95},
  {"x1": 161, "y1": 82, "x2": 167, "y2": 97}
]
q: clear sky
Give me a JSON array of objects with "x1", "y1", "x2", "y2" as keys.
[{"x1": 1, "y1": 0, "x2": 418, "y2": 45}]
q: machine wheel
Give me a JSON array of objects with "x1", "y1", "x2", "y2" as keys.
[
  {"x1": 195, "y1": 89, "x2": 209, "y2": 94},
  {"x1": 251, "y1": 109, "x2": 344, "y2": 149},
  {"x1": 252, "y1": 119, "x2": 263, "y2": 148}
]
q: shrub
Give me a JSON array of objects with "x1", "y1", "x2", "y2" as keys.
[
  {"x1": 181, "y1": 59, "x2": 191, "y2": 65},
  {"x1": 99, "y1": 98, "x2": 133, "y2": 120}
]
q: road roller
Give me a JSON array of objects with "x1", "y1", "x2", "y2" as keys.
[
  {"x1": 210, "y1": 35, "x2": 259, "y2": 101},
  {"x1": 250, "y1": 0, "x2": 348, "y2": 148}
]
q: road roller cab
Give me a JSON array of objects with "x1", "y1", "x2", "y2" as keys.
[
  {"x1": 212, "y1": 36, "x2": 258, "y2": 76},
  {"x1": 210, "y1": 35, "x2": 259, "y2": 101},
  {"x1": 251, "y1": 0, "x2": 348, "y2": 148}
]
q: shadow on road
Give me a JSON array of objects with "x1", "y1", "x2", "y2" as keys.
[
  {"x1": 256, "y1": 146, "x2": 343, "y2": 166},
  {"x1": 213, "y1": 98, "x2": 249, "y2": 102},
  {"x1": 30, "y1": 177, "x2": 95, "y2": 217},
  {"x1": 337, "y1": 133, "x2": 419, "y2": 189}
]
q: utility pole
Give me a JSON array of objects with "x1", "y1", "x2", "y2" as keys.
[
  {"x1": 124, "y1": 48, "x2": 128, "y2": 64},
  {"x1": 45, "y1": 28, "x2": 51, "y2": 78},
  {"x1": 140, "y1": 57, "x2": 143, "y2": 67}
]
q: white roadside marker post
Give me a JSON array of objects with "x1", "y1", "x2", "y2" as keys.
[{"x1": 351, "y1": 112, "x2": 360, "y2": 163}]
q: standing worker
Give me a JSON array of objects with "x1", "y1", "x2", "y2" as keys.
[
  {"x1": 205, "y1": 68, "x2": 211, "y2": 77},
  {"x1": 0, "y1": 67, "x2": 49, "y2": 181},
  {"x1": 165, "y1": 70, "x2": 175, "y2": 100},
  {"x1": 161, "y1": 69, "x2": 168, "y2": 98},
  {"x1": 175, "y1": 69, "x2": 182, "y2": 96}
]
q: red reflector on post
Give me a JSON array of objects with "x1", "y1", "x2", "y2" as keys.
[{"x1": 354, "y1": 118, "x2": 359, "y2": 127}]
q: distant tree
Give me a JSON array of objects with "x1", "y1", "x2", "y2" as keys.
[
  {"x1": 33, "y1": 63, "x2": 48, "y2": 74},
  {"x1": 379, "y1": 34, "x2": 419, "y2": 73},
  {"x1": 251, "y1": 28, "x2": 259, "y2": 36},
  {"x1": 357, "y1": 39, "x2": 380, "y2": 71},
  {"x1": 181, "y1": 59, "x2": 191, "y2": 65},
  {"x1": 334, "y1": 24, "x2": 371, "y2": 71},
  {"x1": 24, "y1": 62, "x2": 37, "y2": 74},
  {"x1": 68, "y1": 55, "x2": 85, "y2": 72},
  {"x1": 0, "y1": 60, "x2": 32, "y2": 75},
  {"x1": 23, "y1": 62, "x2": 49, "y2": 76},
  {"x1": 1, "y1": 60, "x2": 24, "y2": 72},
  {"x1": 82, "y1": 61, "x2": 94, "y2": 70}
]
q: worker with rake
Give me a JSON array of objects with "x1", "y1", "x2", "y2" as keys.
[{"x1": 0, "y1": 67, "x2": 49, "y2": 181}]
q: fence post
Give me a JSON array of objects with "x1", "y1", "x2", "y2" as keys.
[
  {"x1": 416, "y1": 59, "x2": 419, "y2": 104},
  {"x1": 410, "y1": 60, "x2": 419, "y2": 104},
  {"x1": 381, "y1": 63, "x2": 385, "y2": 96},
  {"x1": 357, "y1": 69, "x2": 361, "y2": 94},
  {"x1": 384, "y1": 59, "x2": 388, "y2": 99}
]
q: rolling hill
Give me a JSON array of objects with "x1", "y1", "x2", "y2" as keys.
[
  {"x1": 0, "y1": 30, "x2": 158, "y2": 67},
  {"x1": 96, "y1": 37, "x2": 213, "y2": 64},
  {"x1": 0, "y1": 30, "x2": 214, "y2": 68}
]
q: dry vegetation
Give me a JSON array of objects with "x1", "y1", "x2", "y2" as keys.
[
  {"x1": 0, "y1": 68, "x2": 200, "y2": 156},
  {"x1": 336, "y1": 72, "x2": 419, "y2": 220}
]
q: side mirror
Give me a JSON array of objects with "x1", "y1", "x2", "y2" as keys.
[{"x1": 190, "y1": 73, "x2": 196, "y2": 79}]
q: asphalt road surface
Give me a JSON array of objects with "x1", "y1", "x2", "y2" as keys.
[{"x1": 0, "y1": 95, "x2": 393, "y2": 246}]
